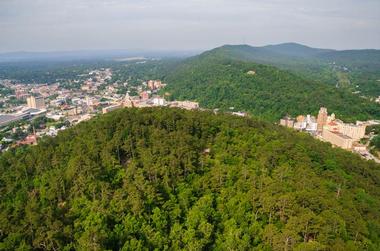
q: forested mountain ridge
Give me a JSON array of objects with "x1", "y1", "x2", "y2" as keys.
[
  {"x1": 212, "y1": 43, "x2": 380, "y2": 67},
  {"x1": 1, "y1": 108, "x2": 379, "y2": 250},
  {"x1": 163, "y1": 51, "x2": 380, "y2": 122},
  {"x1": 262, "y1": 43, "x2": 334, "y2": 58},
  {"x1": 196, "y1": 44, "x2": 380, "y2": 97}
]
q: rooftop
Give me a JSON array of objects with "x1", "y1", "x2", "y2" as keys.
[{"x1": 332, "y1": 131, "x2": 352, "y2": 140}]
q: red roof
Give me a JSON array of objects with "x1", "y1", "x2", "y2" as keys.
[{"x1": 17, "y1": 134, "x2": 37, "y2": 146}]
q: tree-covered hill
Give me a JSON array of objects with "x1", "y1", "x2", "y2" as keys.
[
  {"x1": 1, "y1": 108, "x2": 379, "y2": 250},
  {"x1": 208, "y1": 43, "x2": 380, "y2": 71},
  {"x1": 163, "y1": 52, "x2": 380, "y2": 122},
  {"x1": 262, "y1": 43, "x2": 334, "y2": 58},
  {"x1": 197, "y1": 44, "x2": 380, "y2": 97}
]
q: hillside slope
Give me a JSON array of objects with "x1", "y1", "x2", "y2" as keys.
[
  {"x1": 1, "y1": 108, "x2": 379, "y2": 250},
  {"x1": 164, "y1": 52, "x2": 380, "y2": 121},
  {"x1": 201, "y1": 44, "x2": 380, "y2": 97}
]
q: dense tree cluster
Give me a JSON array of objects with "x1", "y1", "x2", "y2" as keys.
[
  {"x1": 371, "y1": 136, "x2": 380, "y2": 151},
  {"x1": 0, "y1": 84, "x2": 14, "y2": 96},
  {"x1": 1, "y1": 108, "x2": 379, "y2": 250},
  {"x1": 367, "y1": 125, "x2": 380, "y2": 157},
  {"x1": 317, "y1": 50, "x2": 380, "y2": 97},
  {"x1": 164, "y1": 53, "x2": 380, "y2": 122},
  {"x1": 367, "y1": 125, "x2": 380, "y2": 135}
]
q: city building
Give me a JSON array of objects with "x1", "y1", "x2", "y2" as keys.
[
  {"x1": 305, "y1": 115, "x2": 318, "y2": 133},
  {"x1": 152, "y1": 97, "x2": 166, "y2": 106},
  {"x1": 26, "y1": 96, "x2": 46, "y2": 110},
  {"x1": 147, "y1": 80, "x2": 165, "y2": 90},
  {"x1": 232, "y1": 112, "x2": 248, "y2": 117},
  {"x1": 340, "y1": 123, "x2": 366, "y2": 141},
  {"x1": 322, "y1": 129, "x2": 353, "y2": 149},
  {"x1": 326, "y1": 113, "x2": 336, "y2": 123},
  {"x1": 21, "y1": 107, "x2": 47, "y2": 117},
  {"x1": 286, "y1": 114, "x2": 317, "y2": 132},
  {"x1": 102, "y1": 104, "x2": 122, "y2": 114},
  {"x1": 280, "y1": 116, "x2": 295, "y2": 128},
  {"x1": 62, "y1": 106, "x2": 81, "y2": 116},
  {"x1": 324, "y1": 120, "x2": 341, "y2": 133},
  {"x1": 15, "y1": 89, "x2": 28, "y2": 100},
  {"x1": 0, "y1": 107, "x2": 46, "y2": 127},
  {"x1": 147, "y1": 80, "x2": 155, "y2": 90},
  {"x1": 123, "y1": 95, "x2": 140, "y2": 108},
  {"x1": 317, "y1": 107, "x2": 328, "y2": 132},
  {"x1": 280, "y1": 107, "x2": 367, "y2": 151},
  {"x1": 140, "y1": 91, "x2": 149, "y2": 101},
  {"x1": 170, "y1": 101, "x2": 199, "y2": 110}
]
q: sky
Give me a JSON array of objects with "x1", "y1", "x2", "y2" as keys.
[{"x1": 0, "y1": 0, "x2": 379, "y2": 53}]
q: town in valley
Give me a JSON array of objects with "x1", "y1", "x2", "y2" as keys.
[
  {"x1": 0, "y1": 67, "x2": 199, "y2": 150},
  {"x1": 1, "y1": 62, "x2": 379, "y2": 164}
]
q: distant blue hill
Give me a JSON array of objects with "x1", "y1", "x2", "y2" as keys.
[{"x1": 0, "y1": 50, "x2": 199, "y2": 63}]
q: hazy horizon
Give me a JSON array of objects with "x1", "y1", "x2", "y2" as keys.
[
  {"x1": 1, "y1": 41, "x2": 378, "y2": 55},
  {"x1": 1, "y1": 0, "x2": 379, "y2": 53}
]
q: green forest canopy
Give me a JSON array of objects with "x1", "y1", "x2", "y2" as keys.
[
  {"x1": 1, "y1": 108, "x2": 379, "y2": 250},
  {"x1": 163, "y1": 53, "x2": 380, "y2": 122}
]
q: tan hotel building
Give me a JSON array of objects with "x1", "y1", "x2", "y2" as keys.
[{"x1": 322, "y1": 129, "x2": 353, "y2": 149}]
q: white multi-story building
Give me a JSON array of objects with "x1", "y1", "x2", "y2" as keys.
[
  {"x1": 305, "y1": 115, "x2": 318, "y2": 133},
  {"x1": 153, "y1": 97, "x2": 166, "y2": 106}
]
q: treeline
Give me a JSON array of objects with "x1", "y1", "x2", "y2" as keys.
[{"x1": 0, "y1": 108, "x2": 379, "y2": 250}]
